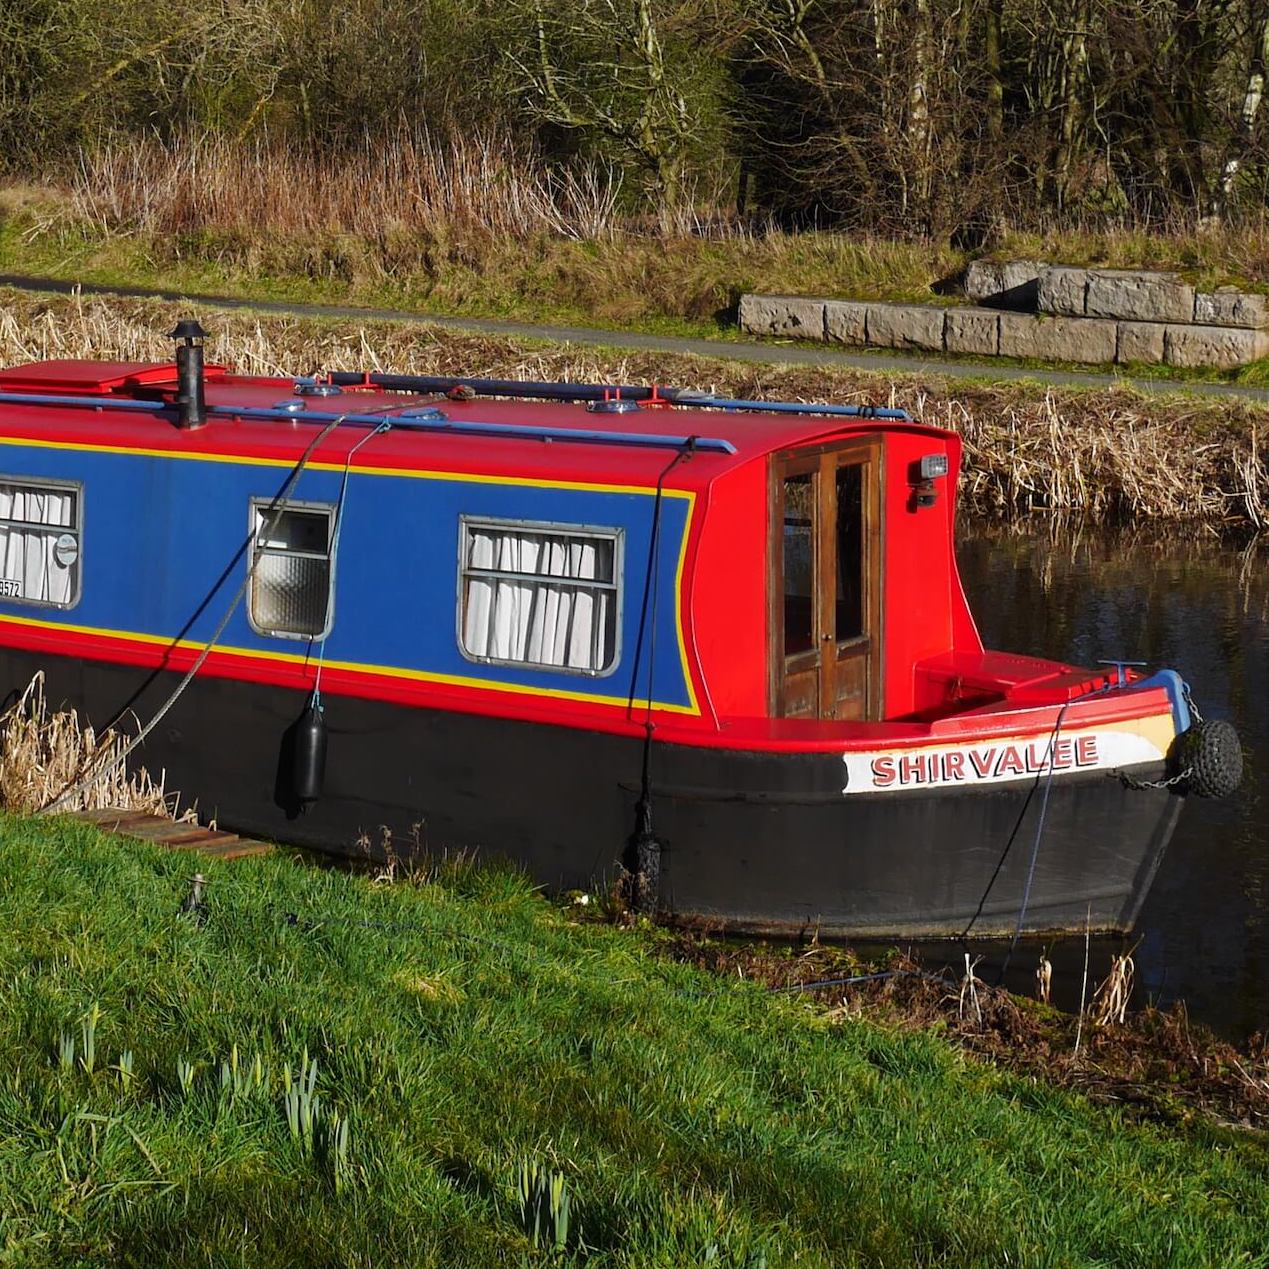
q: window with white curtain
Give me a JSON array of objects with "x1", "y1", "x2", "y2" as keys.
[
  {"x1": 0, "y1": 479, "x2": 81, "y2": 607},
  {"x1": 248, "y1": 500, "x2": 335, "y2": 639},
  {"x1": 459, "y1": 519, "x2": 621, "y2": 675}
]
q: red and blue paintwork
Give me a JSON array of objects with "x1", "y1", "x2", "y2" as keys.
[
  {"x1": 0, "y1": 358, "x2": 1181, "y2": 741},
  {"x1": 0, "y1": 357, "x2": 1192, "y2": 936}
]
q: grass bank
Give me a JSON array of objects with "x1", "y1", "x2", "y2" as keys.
[
  {"x1": 4, "y1": 135, "x2": 1269, "y2": 347},
  {"x1": 1, "y1": 288, "x2": 1266, "y2": 528},
  {"x1": 0, "y1": 813, "x2": 1266, "y2": 1266}
]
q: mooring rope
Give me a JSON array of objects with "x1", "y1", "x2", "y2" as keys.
[
  {"x1": 625, "y1": 438, "x2": 697, "y2": 908},
  {"x1": 40, "y1": 412, "x2": 352, "y2": 815},
  {"x1": 310, "y1": 420, "x2": 393, "y2": 706},
  {"x1": 959, "y1": 698, "x2": 1073, "y2": 951},
  {"x1": 997, "y1": 699, "x2": 1074, "y2": 980}
]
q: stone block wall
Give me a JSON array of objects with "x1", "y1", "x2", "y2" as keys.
[
  {"x1": 865, "y1": 303, "x2": 946, "y2": 351},
  {"x1": 945, "y1": 308, "x2": 999, "y2": 356},
  {"x1": 998, "y1": 313, "x2": 1117, "y2": 363},
  {"x1": 737, "y1": 294, "x2": 826, "y2": 339},
  {"x1": 963, "y1": 261, "x2": 1044, "y2": 310},
  {"x1": 739, "y1": 264, "x2": 1269, "y2": 369}
]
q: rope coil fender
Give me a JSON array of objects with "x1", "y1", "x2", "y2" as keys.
[{"x1": 1181, "y1": 718, "x2": 1244, "y2": 799}]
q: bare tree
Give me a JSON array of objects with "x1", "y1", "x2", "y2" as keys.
[
  {"x1": 509, "y1": 0, "x2": 734, "y2": 217},
  {"x1": 1212, "y1": 1, "x2": 1269, "y2": 219}
]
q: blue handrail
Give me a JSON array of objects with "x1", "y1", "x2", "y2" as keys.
[
  {"x1": 324, "y1": 372, "x2": 910, "y2": 420},
  {"x1": 673, "y1": 394, "x2": 911, "y2": 419},
  {"x1": 0, "y1": 390, "x2": 737, "y2": 454}
]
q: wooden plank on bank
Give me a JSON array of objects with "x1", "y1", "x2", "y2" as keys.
[{"x1": 70, "y1": 808, "x2": 274, "y2": 861}]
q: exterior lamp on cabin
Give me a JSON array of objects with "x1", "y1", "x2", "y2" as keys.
[{"x1": 911, "y1": 451, "x2": 949, "y2": 509}]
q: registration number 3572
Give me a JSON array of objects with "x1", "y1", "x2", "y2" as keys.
[{"x1": 0, "y1": 579, "x2": 21, "y2": 598}]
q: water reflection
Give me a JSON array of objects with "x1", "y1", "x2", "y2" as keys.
[{"x1": 894, "y1": 521, "x2": 1268, "y2": 1040}]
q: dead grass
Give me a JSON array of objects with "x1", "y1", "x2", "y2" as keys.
[
  {"x1": 45, "y1": 135, "x2": 1269, "y2": 292},
  {"x1": 0, "y1": 288, "x2": 1267, "y2": 526},
  {"x1": 996, "y1": 221, "x2": 1269, "y2": 294},
  {"x1": 667, "y1": 931, "x2": 1269, "y2": 1131},
  {"x1": 6, "y1": 134, "x2": 959, "y2": 321},
  {"x1": 68, "y1": 131, "x2": 639, "y2": 245},
  {"x1": 8, "y1": 133, "x2": 1269, "y2": 344},
  {"x1": 0, "y1": 672, "x2": 172, "y2": 816}
]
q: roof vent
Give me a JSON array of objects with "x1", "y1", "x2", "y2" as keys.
[
  {"x1": 294, "y1": 378, "x2": 343, "y2": 398},
  {"x1": 586, "y1": 398, "x2": 641, "y2": 414},
  {"x1": 398, "y1": 406, "x2": 448, "y2": 422},
  {"x1": 272, "y1": 399, "x2": 307, "y2": 413}
]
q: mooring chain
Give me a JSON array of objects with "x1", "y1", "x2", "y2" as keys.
[
  {"x1": 1183, "y1": 685, "x2": 1204, "y2": 725},
  {"x1": 1117, "y1": 684, "x2": 1205, "y2": 791},
  {"x1": 1116, "y1": 765, "x2": 1193, "y2": 792}
]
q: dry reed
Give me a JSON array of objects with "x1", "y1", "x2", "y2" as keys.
[
  {"x1": 65, "y1": 131, "x2": 742, "y2": 247},
  {"x1": 0, "y1": 672, "x2": 172, "y2": 816},
  {"x1": 0, "y1": 288, "x2": 1266, "y2": 527},
  {"x1": 957, "y1": 953, "x2": 985, "y2": 1026},
  {"x1": 46, "y1": 135, "x2": 1269, "y2": 278},
  {"x1": 1092, "y1": 952, "x2": 1137, "y2": 1027},
  {"x1": 1035, "y1": 955, "x2": 1053, "y2": 1006}
]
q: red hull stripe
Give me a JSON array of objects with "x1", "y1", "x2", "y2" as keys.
[{"x1": 0, "y1": 614, "x2": 701, "y2": 719}]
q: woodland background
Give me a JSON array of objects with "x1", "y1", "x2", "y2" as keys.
[{"x1": 3, "y1": 0, "x2": 1269, "y2": 239}]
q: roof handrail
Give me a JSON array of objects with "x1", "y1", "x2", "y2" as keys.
[
  {"x1": 328, "y1": 371, "x2": 651, "y2": 402},
  {"x1": 670, "y1": 393, "x2": 911, "y2": 420},
  {"x1": 325, "y1": 372, "x2": 911, "y2": 421},
  {"x1": 0, "y1": 389, "x2": 736, "y2": 454}
]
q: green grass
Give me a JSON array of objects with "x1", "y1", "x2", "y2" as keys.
[
  {"x1": 7, "y1": 202, "x2": 1269, "y2": 390},
  {"x1": 994, "y1": 227, "x2": 1269, "y2": 295},
  {"x1": 0, "y1": 206, "x2": 947, "y2": 343},
  {"x1": 0, "y1": 814, "x2": 1266, "y2": 1265}
]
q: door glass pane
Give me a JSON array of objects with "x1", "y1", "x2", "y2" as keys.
[
  {"x1": 835, "y1": 463, "x2": 864, "y2": 641},
  {"x1": 782, "y1": 473, "x2": 815, "y2": 657}
]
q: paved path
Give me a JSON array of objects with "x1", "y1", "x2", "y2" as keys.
[{"x1": 4, "y1": 272, "x2": 1268, "y2": 406}]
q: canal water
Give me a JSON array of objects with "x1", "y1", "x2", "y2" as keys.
[{"x1": 910, "y1": 521, "x2": 1268, "y2": 1040}]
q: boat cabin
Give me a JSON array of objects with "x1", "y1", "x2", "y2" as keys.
[
  {"x1": 0, "y1": 342, "x2": 1203, "y2": 939},
  {"x1": 0, "y1": 355, "x2": 981, "y2": 741}
]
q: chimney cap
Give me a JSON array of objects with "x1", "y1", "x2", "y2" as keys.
[{"x1": 168, "y1": 319, "x2": 209, "y2": 342}]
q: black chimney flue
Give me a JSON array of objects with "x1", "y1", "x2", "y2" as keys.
[{"x1": 169, "y1": 320, "x2": 209, "y2": 430}]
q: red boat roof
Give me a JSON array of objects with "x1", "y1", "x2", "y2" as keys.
[
  {"x1": 0, "y1": 360, "x2": 954, "y2": 491},
  {"x1": 0, "y1": 360, "x2": 226, "y2": 394}
]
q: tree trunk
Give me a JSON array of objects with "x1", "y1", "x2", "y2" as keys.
[
  {"x1": 1211, "y1": 4, "x2": 1269, "y2": 221},
  {"x1": 1055, "y1": 0, "x2": 1090, "y2": 207},
  {"x1": 985, "y1": 0, "x2": 1004, "y2": 144},
  {"x1": 908, "y1": 0, "x2": 934, "y2": 227}
]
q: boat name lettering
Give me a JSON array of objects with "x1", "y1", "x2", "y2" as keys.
[
  {"x1": 870, "y1": 736, "x2": 1097, "y2": 788},
  {"x1": 842, "y1": 727, "x2": 1168, "y2": 796}
]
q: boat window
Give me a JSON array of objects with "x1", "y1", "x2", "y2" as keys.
[
  {"x1": 248, "y1": 500, "x2": 335, "y2": 640},
  {"x1": 782, "y1": 473, "x2": 815, "y2": 657},
  {"x1": 459, "y1": 518, "x2": 621, "y2": 676},
  {"x1": 0, "y1": 478, "x2": 82, "y2": 609},
  {"x1": 834, "y1": 462, "x2": 864, "y2": 641}
]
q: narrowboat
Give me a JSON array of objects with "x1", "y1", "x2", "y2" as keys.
[{"x1": 0, "y1": 324, "x2": 1243, "y2": 937}]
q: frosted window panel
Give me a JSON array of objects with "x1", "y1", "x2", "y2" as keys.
[{"x1": 0, "y1": 482, "x2": 79, "y2": 606}]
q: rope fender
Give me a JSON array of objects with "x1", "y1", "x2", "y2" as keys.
[{"x1": 1181, "y1": 719, "x2": 1244, "y2": 799}]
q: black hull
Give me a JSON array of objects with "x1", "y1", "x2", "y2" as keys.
[{"x1": 2, "y1": 651, "x2": 1182, "y2": 939}]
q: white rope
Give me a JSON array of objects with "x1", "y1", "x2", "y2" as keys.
[
  {"x1": 40, "y1": 413, "x2": 351, "y2": 815},
  {"x1": 311, "y1": 420, "x2": 392, "y2": 703}
]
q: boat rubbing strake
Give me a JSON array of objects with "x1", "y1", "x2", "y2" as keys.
[{"x1": 0, "y1": 326, "x2": 1242, "y2": 937}]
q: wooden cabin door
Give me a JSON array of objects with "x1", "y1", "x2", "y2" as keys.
[{"x1": 772, "y1": 439, "x2": 883, "y2": 720}]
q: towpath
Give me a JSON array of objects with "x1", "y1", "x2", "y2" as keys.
[{"x1": 4, "y1": 272, "x2": 1269, "y2": 406}]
